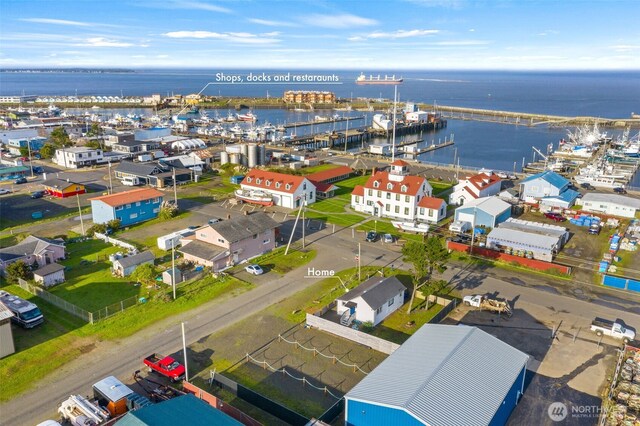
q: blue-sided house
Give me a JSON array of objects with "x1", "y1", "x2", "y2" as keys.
[
  {"x1": 345, "y1": 324, "x2": 530, "y2": 426},
  {"x1": 7, "y1": 137, "x2": 46, "y2": 156},
  {"x1": 89, "y1": 188, "x2": 164, "y2": 226},
  {"x1": 519, "y1": 171, "x2": 570, "y2": 204},
  {"x1": 453, "y1": 196, "x2": 512, "y2": 229}
]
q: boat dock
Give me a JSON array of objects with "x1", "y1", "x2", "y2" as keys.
[{"x1": 283, "y1": 116, "x2": 365, "y2": 129}]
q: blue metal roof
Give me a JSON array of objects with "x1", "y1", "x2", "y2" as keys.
[
  {"x1": 543, "y1": 188, "x2": 580, "y2": 203},
  {"x1": 521, "y1": 171, "x2": 569, "y2": 189},
  {"x1": 116, "y1": 394, "x2": 242, "y2": 426},
  {"x1": 345, "y1": 324, "x2": 529, "y2": 426}
]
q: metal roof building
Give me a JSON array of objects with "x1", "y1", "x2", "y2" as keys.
[
  {"x1": 579, "y1": 193, "x2": 640, "y2": 218},
  {"x1": 345, "y1": 324, "x2": 529, "y2": 426},
  {"x1": 453, "y1": 196, "x2": 512, "y2": 228}
]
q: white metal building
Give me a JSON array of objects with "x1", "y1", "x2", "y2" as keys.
[{"x1": 578, "y1": 193, "x2": 640, "y2": 218}]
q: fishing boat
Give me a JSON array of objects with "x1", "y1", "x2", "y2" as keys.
[
  {"x1": 356, "y1": 73, "x2": 403, "y2": 85},
  {"x1": 574, "y1": 175, "x2": 624, "y2": 189},
  {"x1": 234, "y1": 189, "x2": 274, "y2": 206},
  {"x1": 237, "y1": 112, "x2": 257, "y2": 122},
  {"x1": 391, "y1": 221, "x2": 429, "y2": 234}
]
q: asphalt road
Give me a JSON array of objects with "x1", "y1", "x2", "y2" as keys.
[{"x1": 3, "y1": 203, "x2": 640, "y2": 425}]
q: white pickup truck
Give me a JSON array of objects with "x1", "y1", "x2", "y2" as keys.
[{"x1": 591, "y1": 318, "x2": 635, "y2": 343}]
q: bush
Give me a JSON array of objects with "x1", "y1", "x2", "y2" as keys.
[
  {"x1": 5, "y1": 261, "x2": 32, "y2": 283},
  {"x1": 158, "y1": 201, "x2": 179, "y2": 220},
  {"x1": 106, "y1": 219, "x2": 121, "y2": 232},
  {"x1": 86, "y1": 224, "x2": 107, "y2": 237}
]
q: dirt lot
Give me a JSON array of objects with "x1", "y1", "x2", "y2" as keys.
[{"x1": 447, "y1": 303, "x2": 619, "y2": 426}]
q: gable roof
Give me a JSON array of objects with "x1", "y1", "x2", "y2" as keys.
[
  {"x1": 114, "y1": 251, "x2": 155, "y2": 269},
  {"x1": 363, "y1": 171, "x2": 428, "y2": 196},
  {"x1": 242, "y1": 169, "x2": 311, "y2": 194},
  {"x1": 41, "y1": 178, "x2": 84, "y2": 190},
  {"x1": 305, "y1": 165, "x2": 352, "y2": 183},
  {"x1": 311, "y1": 181, "x2": 338, "y2": 193},
  {"x1": 521, "y1": 170, "x2": 569, "y2": 189},
  {"x1": 179, "y1": 240, "x2": 226, "y2": 261},
  {"x1": 337, "y1": 276, "x2": 406, "y2": 311},
  {"x1": 465, "y1": 172, "x2": 501, "y2": 191},
  {"x1": 89, "y1": 188, "x2": 164, "y2": 207},
  {"x1": 456, "y1": 196, "x2": 511, "y2": 216},
  {"x1": 541, "y1": 188, "x2": 580, "y2": 203},
  {"x1": 33, "y1": 263, "x2": 65, "y2": 276},
  {"x1": 390, "y1": 159, "x2": 409, "y2": 167},
  {"x1": 352, "y1": 185, "x2": 365, "y2": 197},
  {"x1": 581, "y1": 192, "x2": 640, "y2": 209},
  {"x1": 209, "y1": 212, "x2": 279, "y2": 243},
  {"x1": 0, "y1": 236, "x2": 65, "y2": 262},
  {"x1": 115, "y1": 160, "x2": 167, "y2": 176},
  {"x1": 417, "y1": 196, "x2": 446, "y2": 210},
  {"x1": 346, "y1": 324, "x2": 529, "y2": 426}
]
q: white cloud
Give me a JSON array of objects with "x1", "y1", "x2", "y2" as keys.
[
  {"x1": 367, "y1": 29, "x2": 439, "y2": 39},
  {"x1": 163, "y1": 0, "x2": 231, "y2": 13},
  {"x1": 84, "y1": 37, "x2": 134, "y2": 47},
  {"x1": 348, "y1": 36, "x2": 365, "y2": 42},
  {"x1": 405, "y1": 0, "x2": 466, "y2": 8},
  {"x1": 19, "y1": 18, "x2": 92, "y2": 27},
  {"x1": 537, "y1": 30, "x2": 559, "y2": 36},
  {"x1": 156, "y1": 54, "x2": 169, "y2": 58},
  {"x1": 249, "y1": 18, "x2": 299, "y2": 27},
  {"x1": 300, "y1": 13, "x2": 377, "y2": 29},
  {"x1": 163, "y1": 31, "x2": 280, "y2": 44},
  {"x1": 432, "y1": 40, "x2": 489, "y2": 46},
  {"x1": 610, "y1": 44, "x2": 640, "y2": 52}
]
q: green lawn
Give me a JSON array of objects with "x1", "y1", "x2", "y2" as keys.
[
  {"x1": 50, "y1": 239, "x2": 140, "y2": 311},
  {"x1": 429, "y1": 180, "x2": 454, "y2": 195},
  {"x1": 356, "y1": 218, "x2": 427, "y2": 243},
  {"x1": 246, "y1": 247, "x2": 317, "y2": 275}
]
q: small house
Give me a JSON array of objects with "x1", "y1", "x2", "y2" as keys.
[
  {"x1": 449, "y1": 170, "x2": 502, "y2": 206},
  {"x1": 41, "y1": 178, "x2": 86, "y2": 198},
  {"x1": 336, "y1": 276, "x2": 405, "y2": 326},
  {"x1": 89, "y1": 188, "x2": 164, "y2": 226},
  {"x1": 33, "y1": 263, "x2": 65, "y2": 287},
  {"x1": 0, "y1": 236, "x2": 66, "y2": 276},
  {"x1": 0, "y1": 303, "x2": 15, "y2": 359},
  {"x1": 416, "y1": 196, "x2": 447, "y2": 223},
  {"x1": 112, "y1": 251, "x2": 155, "y2": 277}
]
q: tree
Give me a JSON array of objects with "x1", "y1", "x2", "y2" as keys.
[
  {"x1": 106, "y1": 219, "x2": 121, "y2": 232},
  {"x1": 19, "y1": 146, "x2": 30, "y2": 158},
  {"x1": 131, "y1": 263, "x2": 157, "y2": 285},
  {"x1": 86, "y1": 123, "x2": 102, "y2": 137},
  {"x1": 401, "y1": 237, "x2": 450, "y2": 314},
  {"x1": 158, "y1": 201, "x2": 179, "y2": 220},
  {"x1": 85, "y1": 140, "x2": 101, "y2": 149},
  {"x1": 39, "y1": 144, "x2": 56, "y2": 159},
  {"x1": 5, "y1": 260, "x2": 32, "y2": 283},
  {"x1": 49, "y1": 126, "x2": 73, "y2": 148}
]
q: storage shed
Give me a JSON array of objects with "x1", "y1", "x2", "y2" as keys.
[
  {"x1": 0, "y1": 303, "x2": 15, "y2": 359},
  {"x1": 33, "y1": 263, "x2": 65, "y2": 287},
  {"x1": 112, "y1": 251, "x2": 155, "y2": 277},
  {"x1": 453, "y1": 196, "x2": 512, "y2": 229},
  {"x1": 345, "y1": 324, "x2": 529, "y2": 426},
  {"x1": 162, "y1": 267, "x2": 183, "y2": 286}
]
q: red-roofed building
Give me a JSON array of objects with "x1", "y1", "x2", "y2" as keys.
[
  {"x1": 89, "y1": 188, "x2": 164, "y2": 226},
  {"x1": 240, "y1": 169, "x2": 316, "y2": 209},
  {"x1": 449, "y1": 170, "x2": 502, "y2": 206},
  {"x1": 351, "y1": 161, "x2": 433, "y2": 221},
  {"x1": 416, "y1": 197, "x2": 447, "y2": 223},
  {"x1": 307, "y1": 165, "x2": 352, "y2": 199}
]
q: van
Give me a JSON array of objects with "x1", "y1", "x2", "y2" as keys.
[
  {"x1": 449, "y1": 220, "x2": 471, "y2": 233},
  {"x1": 122, "y1": 176, "x2": 140, "y2": 186},
  {"x1": 0, "y1": 290, "x2": 44, "y2": 328}
]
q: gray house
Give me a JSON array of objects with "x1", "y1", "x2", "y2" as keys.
[
  {"x1": 115, "y1": 160, "x2": 192, "y2": 188},
  {"x1": 112, "y1": 251, "x2": 155, "y2": 277}
]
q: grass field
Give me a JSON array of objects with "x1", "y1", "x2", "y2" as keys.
[{"x1": 247, "y1": 246, "x2": 317, "y2": 275}]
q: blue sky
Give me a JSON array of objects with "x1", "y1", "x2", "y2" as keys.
[{"x1": 1, "y1": 0, "x2": 638, "y2": 70}]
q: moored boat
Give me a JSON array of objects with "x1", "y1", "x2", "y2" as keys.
[
  {"x1": 356, "y1": 73, "x2": 403, "y2": 85},
  {"x1": 234, "y1": 189, "x2": 274, "y2": 206},
  {"x1": 391, "y1": 221, "x2": 429, "y2": 233}
]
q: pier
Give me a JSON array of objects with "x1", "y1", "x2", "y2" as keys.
[
  {"x1": 283, "y1": 116, "x2": 365, "y2": 129},
  {"x1": 427, "y1": 105, "x2": 640, "y2": 128}
]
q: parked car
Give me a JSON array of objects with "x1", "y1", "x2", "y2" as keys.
[
  {"x1": 14, "y1": 177, "x2": 27, "y2": 184},
  {"x1": 0, "y1": 188, "x2": 11, "y2": 195},
  {"x1": 383, "y1": 233, "x2": 395, "y2": 243},
  {"x1": 365, "y1": 231, "x2": 379, "y2": 242},
  {"x1": 588, "y1": 223, "x2": 601, "y2": 235},
  {"x1": 33, "y1": 166, "x2": 44, "y2": 174},
  {"x1": 613, "y1": 187, "x2": 627, "y2": 194},
  {"x1": 544, "y1": 212, "x2": 566, "y2": 222},
  {"x1": 245, "y1": 264, "x2": 264, "y2": 275},
  {"x1": 580, "y1": 182, "x2": 595, "y2": 190},
  {"x1": 208, "y1": 218, "x2": 222, "y2": 224},
  {"x1": 591, "y1": 318, "x2": 635, "y2": 343},
  {"x1": 31, "y1": 190, "x2": 45, "y2": 199}
]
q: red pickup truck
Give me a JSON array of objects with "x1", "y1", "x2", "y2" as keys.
[{"x1": 143, "y1": 353, "x2": 185, "y2": 382}]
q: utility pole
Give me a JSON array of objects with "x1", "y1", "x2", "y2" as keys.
[
  {"x1": 181, "y1": 322, "x2": 189, "y2": 382},
  {"x1": 343, "y1": 113, "x2": 349, "y2": 154},
  {"x1": 172, "y1": 239, "x2": 176, "y2": 300},
  {"x1": 26, "y1": 139, "x2": 34, "y2": 177},
  {"x1": 76, "y1": 194, "x2": 85, "y2": 236},
  {"x1": 391, "y1": 84, "x2": 397, "y2": 162},
  {"x1": 172, "y1": 167, "x2": 178, "y2": 205},
  {"x1": 107, "y1": 161, "x2": 113, "y2": 194},
  {"x1": 358, "y1": 242, "x2": 361, "y2": 281}
]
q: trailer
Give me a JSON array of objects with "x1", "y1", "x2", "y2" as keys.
[
  {"x1": 58, "y1": 394, "x2": 110, "y2": 426},
  {"x1": 463, "y1": 294, "x2": 513, "y2": 317}
]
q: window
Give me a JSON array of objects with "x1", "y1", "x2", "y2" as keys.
[
  {"x1": 125, "y1": 203, "x2": 131, "y2": 209},
  {"x1": 115, "y1": 206, "x2": 123, "y2": 211},
  {"x1": 303, "y1": 183, "x2": 307, "y2": 190},
  {"x1": 367, "y1": 201, "x2": 373, "y2": 206},
  {"x1": 401, "y1": 185, "x2": 407, "y2": 192},
  {"x1": 396, "y1": 194, "x2": 400, "y2": 201},
  {"x1": 217, "y1": 238, "x2": 225, "y2": 244},
  {"x1": 276, "y1": 182, "x2": 281, "y2": 189},
  {"x1": 152, "y1": 208, "x2": 159, "y2": 213},
  {"x1": 386, "y1": 192, "x2": 391, "y2": 199},
  {"x1": 130, "y1": 213, "x2": 138, "y2": 219},
  {"x1": 286, "y1": 183, "x2": 292, "y2": 190},
  {"x1": 388, "y1": 298, "x2": 394, "y2": 307},
  {"x1": 377, "y1": 190, "x2": 381, "y2": 198},
  {"x1": 404, "y1": 207, "x2": 409, "y2": 215},
  {"x1": 385, "y1": 204, "x2": 390, "y2": 211},
  {"x1": 355, "y1": 196, "x2": 360, "y2": 203},
  {"x1": 256, "y1": 178, "x2": 262, "y2": 184},
  {"x1": 368, "y1": 189, "x2": 373, "y2": 196},
  {"x1": 246, "y1": 177, "x2": 252, "y2": 183},
  {"x1": 200, "y1": 233, "x2": 207, "y2": 238},
  {"x1": 419, "y1": 208, "x2": 424, "y2": 215},
  {"x1": 428, "y1": 209, "x2": 434, "y2": 217},
  {"x1": 376, "y1": 307, "x2": 382, "y2": 315},
  {"x1": 153, "y1": 197, "x2": 160, "y2": 203},
  {"x1": 387, "y1": 183, "x2": 393, "y2": 190},
  {"x1": 405, "y1": 195, "x2": 410, "y2": 202},
  {"x1": 440, "y1": 207, "x2": 445, "y2": 215},
  {"x1": 373, "y1": 181, "x2": 379, "y2": 188},
  {"x1": 266, "y1": 180, "x2": 271, "y2": 187},
  {"x1": 395, "y1": 206, "x2": 400, "y2": 213}
]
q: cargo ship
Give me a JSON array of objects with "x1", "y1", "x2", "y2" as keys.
[
  {"x1": 355, "y1": 73, "x2": 403, "y2": 85},
  {"x1": 234, "y1": 189, "x2": 274, "y2": 206}
]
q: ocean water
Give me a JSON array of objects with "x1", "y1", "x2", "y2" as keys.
[{"x1": 2, "y1": 69, "x2": 639, "y2": 183}]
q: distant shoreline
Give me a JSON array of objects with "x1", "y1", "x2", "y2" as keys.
[{"x1": 0, "y1": 68, "x2": 135, "y2": 74}]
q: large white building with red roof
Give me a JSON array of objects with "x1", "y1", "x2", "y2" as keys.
[
  {"x1": 449, "y1": 170, "x2": 502, "y2": 206},
  {"x1": 240, "y1": 169, "x2": 316, "y2": 209},
  {"x1": 350, "y1": 160, "x2": 435, "y2": 221}
]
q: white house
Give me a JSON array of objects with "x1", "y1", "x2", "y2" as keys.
[
  {"x1": 33, "y1": 263, "x2": 65, "y2": 288},
  {"x1": 449, "y1": 170, "x2": 502, "y2": 206},
  {"x1": 112, "y1": 251, "x2": 155, "y2": 277},
  {"x1": 54, "y1": 147, "x2": 104, "y2": 168},
  {"x1": 240, "y1": 169, "x2": 316, "y2": 209},
  {"x1": 336, "y1": 276, "x2": 406, "y2": 326},
  {"x1": 351, "y1": 160, "x2": 433, "y2": 221},
  {"x1": 416, "y1": 197, "x2": 447, "y2": 223},
  {"x1": 578, "y1": 193, "x2": 640, "y2": 218}
]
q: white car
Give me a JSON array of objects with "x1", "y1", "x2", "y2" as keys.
[
  {"x1": 0, "y1": 188, "x2": 11, "y2": 195},
  {"x1": 383, "y1": 233, "x2": 395, "y2": 243},
  {"x1": 245, "y1": 264, "x2": 264, "y2": 275}
]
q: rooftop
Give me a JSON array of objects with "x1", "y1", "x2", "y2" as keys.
[
  {"x1": 363, "y1": 171, "x2": 429, "y2": 196},
  {"x1": 581, "y1": 192, "x2": 640, "y2": 209},
  {"x1": 114, "y1": 251, "x2": 155, "y2": 269},
  {"x1": 41, "y1": 178, "x2": 83, "y2": 189},
  {"x1": 242, "y1": 169, "x2": 310, "y2": 195},
  {"x1": 456, "y1": 196, "x2": 511, "y2": 216},
  {"x1": 89, "y1": 188, "x2": 164, "y2": 207},
  {"x1": 305, "y1": 165, "x2": 352, "y2": 183},
  {"x1": 209, "y1": 212, "x2": 280, "y2": 243},
  {"x1": 521, "y1": 170, "x2": 569, "y2": 189},
  {"x1": 337, "y1": 276, "x2": 406, "y2": 310},
  {"x1": 178, "y1": 240, "x2": 225, "y2": 261},
  {"x1": 33, "y1": 263, "x2": 65, "y2": 276},
  {"x1": 346, "y1": 324, "x2": 529, "y2": 426}
]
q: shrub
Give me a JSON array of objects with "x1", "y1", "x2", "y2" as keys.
[{"x1": 5, "y1": 261, "x2": 32, "y2": 283}]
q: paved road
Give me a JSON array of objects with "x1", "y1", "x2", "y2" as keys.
[{"x1": 3, "y1": 208, "x2": 640, "y2": 425}]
